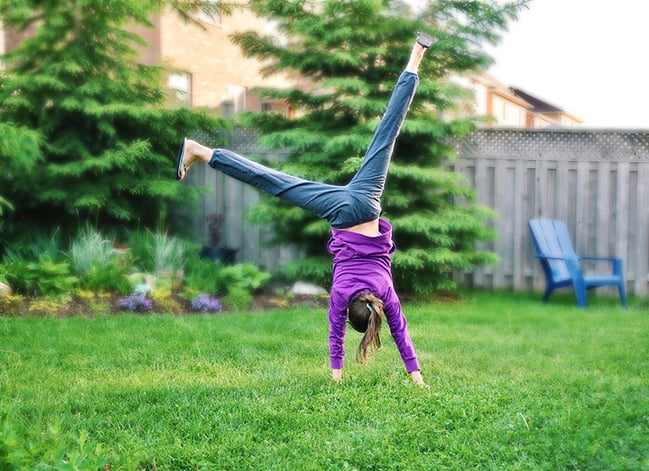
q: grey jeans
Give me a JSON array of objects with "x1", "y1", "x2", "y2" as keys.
[{"x1": 209, "y1": 71, "x2": 419, "y2": 229}]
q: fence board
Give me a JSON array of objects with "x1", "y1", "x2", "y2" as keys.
[
  {"x1": 512, "y1": 159, "x2": 528, "y2": 290},
  {"x1": 636, "y1": 164, "x2": 649, "y2": 295}
]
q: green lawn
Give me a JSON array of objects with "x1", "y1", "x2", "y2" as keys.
[{"x1": 1, "y1": 292, "x2": 648, "y2": 470}]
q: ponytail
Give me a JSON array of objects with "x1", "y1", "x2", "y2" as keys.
[{"x1": 347, "y1": 293, "x2": 384, "y2": 364}]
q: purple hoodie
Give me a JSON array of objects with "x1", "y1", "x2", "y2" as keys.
[{"x1": 326, "y1": 219, "x2": 420, "y2": 373}]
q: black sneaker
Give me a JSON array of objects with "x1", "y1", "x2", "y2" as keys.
[{"x1": 416, "y1": 31, "x2": 435, "y2": 48}]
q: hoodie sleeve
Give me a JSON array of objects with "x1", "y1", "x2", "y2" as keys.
[
  {"x1": 383, "y1": 293, "x2": 420, "y2": 373},
  {"x1": 328, "y1": 293, "x2": 348, "y2": 370}
]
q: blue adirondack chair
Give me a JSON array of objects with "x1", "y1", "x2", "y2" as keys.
[{"x1": 528, "y1": 219, "x2": 627, "y2": 308}]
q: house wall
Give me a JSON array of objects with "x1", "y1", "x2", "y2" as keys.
[
  {"x1": 490, "y1": 93, "x2": 527, "y2": 127},
  {"x1": 531, "y1": 114, "x2": 555, "y2": 128},
  {"x1": 159, "y1": 8, "x2": 292, "y2": 111},
  {"x1": 0, "y1": 24, "x2": 4, "y2": 59},
  {"x1": 133, "y1": 16, "x2": 161, "y2": 66},
  {"x1": 2, "y1": 21, "x2": 37, "y2": 57}
]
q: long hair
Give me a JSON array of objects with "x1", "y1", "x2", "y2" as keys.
[{"x1": 347, "y1": 292, "x2": 384, "y2": 364}]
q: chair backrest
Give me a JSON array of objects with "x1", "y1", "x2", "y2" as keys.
[{"x1": 528, "y1": 219, "x2": 579, "y2": 282}]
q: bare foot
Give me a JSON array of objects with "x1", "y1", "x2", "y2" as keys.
[
  {"x1": 177, "y1": 139, "x2": 212, "y2": 182},
  {"x1": 405, "y1": 32, "x2": 433, "y2": 74}
]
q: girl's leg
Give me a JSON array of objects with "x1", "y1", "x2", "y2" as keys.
[
  {"x1": 179, "y1": 139, "x2": 351, "y2": 225},
  {"x1": 209, "y1": 148, "x2": 353, "y2": 225},
  {"x1": 344, "y1": 40, "x2": 428, "y2": 221},
  {"x1": 347, "y1": 71, "x2": 418, "y2": 192}
]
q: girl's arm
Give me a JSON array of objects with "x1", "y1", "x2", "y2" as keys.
[
  {"x1": 328, "y1": 297, "x2": 348, "y2": 379},
  {"x1": 384, "y1": 295, "x2": 426, "y2": 385},
  {"x1": 383, "y1": 297, "x2": 420, "y2": 373}
]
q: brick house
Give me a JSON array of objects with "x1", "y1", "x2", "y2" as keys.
[
  {"x1": 0, "y1": 6, "x2": 295, "y2": 117},
  {"x1": 138, "y1": 5, "x2": 295, "y2": 117}
]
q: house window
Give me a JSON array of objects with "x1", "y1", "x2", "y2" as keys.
[
  {"x1": 220, "y1": 84, "x2": 246, "y2": 117},
  {"x1": 168, "y1": 72, "x2": 191, "y2": 104},
  {"x1": 199, "y1": 0, "x2": 221, "y2": 26},
  {"x1": 221, "y1": 101, "x2": 234, "y2": 118},
  {"x1": 261, "y1": 101, "x2": 291, "y2": 117}
]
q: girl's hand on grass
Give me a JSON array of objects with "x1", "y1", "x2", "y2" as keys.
[
  {"x1": 410, "y1": 370, "x2": 426, "y2": 387},
  {"x1": 332, "y1": 368, "x2": 342, "y2": 383}
]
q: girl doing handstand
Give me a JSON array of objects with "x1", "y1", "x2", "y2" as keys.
[{"x1": 177, "y1": 32, "x2": 434, "y2": 386}]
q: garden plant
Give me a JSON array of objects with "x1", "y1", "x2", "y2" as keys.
[{"x1": 0, "y1": 226, "x2": 271, "y2": 317}]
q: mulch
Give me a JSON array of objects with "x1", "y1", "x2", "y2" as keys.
[{"x1": 0, "y1": 292, "x2": 331, "y2": 318}]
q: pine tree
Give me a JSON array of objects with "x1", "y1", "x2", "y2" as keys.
[
  {"x1": 232, "y1": 0, "x2": 527, "y2": 293},
  {"x1": 0, "y1": 0, "x2": 227, "y2": 245},
  {"x1": 0, "y1": 123, "x2": 40, "y2": 217}
]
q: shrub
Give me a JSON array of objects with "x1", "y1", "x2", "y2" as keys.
[
  {"x1": 128, "y1": 229, "x2": 186, "y2": 276},
  {"x1": 127, "y1": 230, "x2": 154, "y2": 273},
  {"x1": 216, "y1": 263, "x2": 271, "y2": 293},
  {"x1": 222, "y1": 286, "x2": 252, "y2": 311},
  {"x1": 2, "y1": 230, "x2": 63, "y2": 265},
  {"x1": 4, "y1": 255, "x2": 78, "y2": 297},
  {"x1": 1, "y1": 231, "x2": 75, "y2": 297},
  {"x1": 151, "y1": 231, "x2": 186, "y2": 276},
  {"x1": 67, "y1": 226, "x2": 134, "y2": 295},
  {"x1": 81, "y1": 262, "x2": 133, "y2": 295},
  {"x1": 68, "y1": 225, "x2": 114, "y2": 275},
  {"x1": 182, "y1": 253, "x2": 222, "y2": 297},
  {"x1": 2, "y1": 260, "x2": 30, "y2": 294},
  {"x1": 28, "y1": 256, "x2": 78, "y2": 297}
]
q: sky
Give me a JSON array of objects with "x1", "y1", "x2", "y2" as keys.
[{"x1": 485, "y1": 0, "x2": 649, "y2": 129}]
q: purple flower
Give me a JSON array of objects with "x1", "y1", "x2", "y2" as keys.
[
  {"x1": 118, "y1": 293, "x2": 153, "y2": 313},
  {"x1": 191, "y1": 294, "x2": 223, "y2": 313}
]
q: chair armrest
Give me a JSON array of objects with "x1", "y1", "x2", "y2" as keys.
[
  {"x1": 536, "y1": 254, "x2": 570, "y2": 261},
  {"x1": 578, "y1": 256, "x2": 624, "y2": 276},
  {"x1": 579, "y1": 256, "x2": 621, "y2": 262}
]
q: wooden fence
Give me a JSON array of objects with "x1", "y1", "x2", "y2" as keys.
[
  {"x1": 453, "y1": 129, "x2": 649, "y2": 297},
  {"x1": 185, "y1": 128, "x2": 649, "y2": 298}
]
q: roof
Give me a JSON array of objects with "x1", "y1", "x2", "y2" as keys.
[{"x1": 509, "y1": 87, "x2": 563, "y2": 113}]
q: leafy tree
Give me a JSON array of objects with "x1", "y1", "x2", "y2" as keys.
[
  {"x1": 0, "y1": 0, "x2": 231, "y2": 249},
  {"x1": 232, "y1": 0, "x2": 528, "y2": 293}
]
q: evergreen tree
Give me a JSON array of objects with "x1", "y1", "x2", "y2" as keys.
[
  {"x1": 0, "y1": 123, "x2": 40, "y2": 217},
  {"x1": 0, "y1": 0, "x2": 230, "y2": 246},
  {"x1": 232, "y1": 0, "x2": 528, "y2": 293}
]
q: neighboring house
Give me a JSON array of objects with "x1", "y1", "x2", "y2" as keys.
[
  {"x1": 455, "y1": 71, "x2": 582, "y2": 128},
  {"x1": 1, "y1": 19, "x2": 38, "y2": 65},
  {"x1": 139, "y1": 6, "x2": 295, "y2": 117},
  {"x1": 0, "y1": 6, "x2": 295, "y2": 117},
  {"x1": 1, "y1": 9, "x2": 581, "y2": 127}
]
